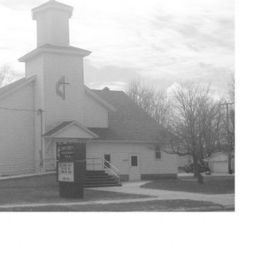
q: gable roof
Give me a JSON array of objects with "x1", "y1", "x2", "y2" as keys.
[
  {"x1": 44, "y1": 121, "x2": 98, "y2": 139},
  {"x1": 84, "y1": 86, "x2": 116, "y2": 111},
  {"x1": 89, "y1": 89, "x2": 168, "y2": 143},
  {"x1": 0, "y1": 76, "x2": 36, "y2": 99},
  {"x1": 0, "y1": 79, "x2": 168, "y2": 143},
  {"x1": 44, "y1": 121, "x2": 73, "y2": 136}
]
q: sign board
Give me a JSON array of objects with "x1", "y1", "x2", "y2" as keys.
[
  {"x1": 58, "y1": 162, "x2": 74, "y2": 182},
  {"x1": 56, "y1": 142, "x2": 86, "y2": 199},
  {"x1": 57, "y1": 144, "x2": 75, "y2": 161}
]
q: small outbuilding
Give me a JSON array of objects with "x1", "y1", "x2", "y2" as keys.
[{"x1": 205, "y1": 152, "x2": 234, "y2": 174}]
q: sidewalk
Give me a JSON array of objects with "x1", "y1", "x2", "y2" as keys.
[{"x1": 87, "y1": 181, "x2": 235, "y2": 207}]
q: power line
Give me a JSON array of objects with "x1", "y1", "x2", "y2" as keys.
[{"x1": 0, "y1": 106, "x2": 43, "y2": 112}]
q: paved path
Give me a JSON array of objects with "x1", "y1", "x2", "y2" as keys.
[
  {"x1": 88, "y1": 181, "x2": 235, "y2": 207},
  {"x1": 0, "y1": 181, "x2": 234, "y2": 210}
]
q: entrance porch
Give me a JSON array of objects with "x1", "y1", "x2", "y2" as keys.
[{"x1": 44, "y1": 120, "x2": 121, "y2": 187}]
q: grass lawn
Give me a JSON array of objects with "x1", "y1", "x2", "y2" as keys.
[
  {"x1": 0, "y1": 174, "x2": 234, "y2": 211},
  {"x1": 141, "y1": 176, "x2": 235, "y2": 194},
  {"x1": 0, "y1": 199, "x2": 227, "y2": 212},
  {"x1": 0, "y1": 174, "x2": 152, "y2": 205}
]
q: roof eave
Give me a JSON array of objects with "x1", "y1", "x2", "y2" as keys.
[
  {"x1": 0, "y1": 76, "x2": 36, "y2": 100},
  {"x1": 32, "y1": 1, "x2": 73, "y2": 20},
  {"x1": 19, "y1": 47, "x2": 91, "y2": 62},
  {"x1": 84, "y1": 87, "x2": 116, "y2": 112},
  {"x1": 44, "y1": 120, "x2": 99, "y2": 139}
]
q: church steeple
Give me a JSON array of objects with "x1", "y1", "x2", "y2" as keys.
[{"x1": 32, "y1": 0, "x2": 73, "y2": 47}]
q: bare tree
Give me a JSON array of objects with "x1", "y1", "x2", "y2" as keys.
[
  {"x1": 168, "y1": 82, "x2": 225, "y2": 183},
  {"x1": 127, "y1": 79, "x2": 170, "y2": 127},
  {"x1": 128, "y1": 79, "x2": 230, "y2": 182},
  {"x1": 228, "y1": 75, "x2": 235, "y2": 104},
  {"x1": 0, "y1": 64, "x2": 21, "y2": 87}
]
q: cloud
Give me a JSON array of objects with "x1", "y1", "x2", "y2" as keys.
[
  {"x1": 0, "y1": 0, "x2": 234, "y2": 97},
  {"x1": 84, "y1": 61, "x2": 141, "y2": 84},
  {"x1": 88, "y1": 81, "x2": 128, "y2": 91},
  {"x1": 0, "y1": 0, "x2": 43, "y2": 10}
]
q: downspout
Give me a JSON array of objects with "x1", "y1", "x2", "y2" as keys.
[{"x1": 38, "y1": 108, "x2": 45, "y2": 173}]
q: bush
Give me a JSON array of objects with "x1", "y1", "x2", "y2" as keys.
[{"x1": 183, "y1": 163, "x2": 210, "y2": 174}]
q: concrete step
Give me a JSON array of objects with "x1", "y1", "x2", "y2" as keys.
[
  {"x1": 85, "y1": 174, "x2": 111, "y2": 178},
  {"x1": 84, "y1": 183, "x2": 122, "y2": 188},
  {"x1": 86, "y1": 170, "x2": 106, "y2": 175},
  {"x1": 84, "y1": 179, "x2": 117, "y2": 184},
  {"x1": 83, "y1": 170, "x2": 121, "y2": 187}
]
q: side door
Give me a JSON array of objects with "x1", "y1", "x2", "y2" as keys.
[{"x1": 129, "y1": 154, "x2": 141, "y2": 181}]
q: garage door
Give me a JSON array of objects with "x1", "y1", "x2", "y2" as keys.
[{"x1": 213, "y1": 161, "x2": 228, "y2": 173}]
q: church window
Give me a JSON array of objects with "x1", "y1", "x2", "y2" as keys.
[{"x1": 155, "y1": 147, "x2": 161, "y2": 160}]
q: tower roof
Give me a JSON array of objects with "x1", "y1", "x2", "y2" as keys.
[
  {"x1": 32, "y1": 0, "x2": 74, "y2": 46},
  {"x1": 19, "y1": 44, "x2": 91, "y2": 62},
  {"x1": 32, "y1": 0, "x2": 73, "y2": 20}
]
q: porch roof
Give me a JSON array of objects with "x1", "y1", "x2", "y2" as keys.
[{"x1": 44, "y1": 121, "x2": 98, "y2": 139}]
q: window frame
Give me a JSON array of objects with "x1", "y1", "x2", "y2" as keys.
[
  {"x1": 130, "y1": 155, "x2": 138, "y2": 167},
  {"x1": 155, "y1": 147, "x2": 162, "y2": 160}
]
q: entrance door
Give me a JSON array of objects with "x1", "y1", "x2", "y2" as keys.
[{"x1": 129, "y1": 154, "x2": 141, "y2": 181}]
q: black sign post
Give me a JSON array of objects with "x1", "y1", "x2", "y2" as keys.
[{"x1": 57, "y1": 143, "x2": 85, "y2": 199}]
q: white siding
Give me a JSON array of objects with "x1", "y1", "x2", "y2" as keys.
[
  {"x1": 44, "y1": 141, "x2": 178, "y2": 180},
  {"x1": 35, "y1": 9, "x2": 70, "y2": 47},
  {"x1": 27, "y1": 53, "x2": 109, "y2": 129},
  {"x1": 0, "y1": 85, "x2": 35, "y2": 176},
  {"x1": 86, "y1": 142, "x2": 178, "y2": 179},
  {"x1": 25, "y1": 56, "x2": 45, "y2": 167},
  {"x1": 43, "y1": 53, "x2": 86, "y2": 126}
]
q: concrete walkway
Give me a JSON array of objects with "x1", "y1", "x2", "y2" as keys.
[{"x1": 88, "y1": 181, "x2": 235, "y2": 207}]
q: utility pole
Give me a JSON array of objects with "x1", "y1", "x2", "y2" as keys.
[{"x1": 221, "y1": 102, "x2": 234, "y2": 174}]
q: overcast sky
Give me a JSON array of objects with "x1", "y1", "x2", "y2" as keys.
[{"x1": 0, "y1": 0, "x2": 234, "y2": 96}]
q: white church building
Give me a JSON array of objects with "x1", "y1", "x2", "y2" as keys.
[{"x1": 0, "y1": 0, "x2": 178, "y2": 182}]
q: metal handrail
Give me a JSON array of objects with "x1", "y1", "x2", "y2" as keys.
[{"x1": 103, "y1": 159, "x2": 120, "y2": 183}]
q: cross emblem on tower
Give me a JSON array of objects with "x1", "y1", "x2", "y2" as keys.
[{"x1": 56, "y1": 76, "x2": 70, "y2": 100}]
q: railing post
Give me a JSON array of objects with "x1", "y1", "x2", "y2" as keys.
[{"x1": 85, "y1": 157, "x2": 120, "y2": 184}]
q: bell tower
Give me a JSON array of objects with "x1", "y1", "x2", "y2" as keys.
[
  {"x1": 19, "y1": 0, "x2": 91, "y2": 122},
  {"x1": 19, "y1": 0, "x2": 91, "y2": 170},
  {"x1": 18, "y1": 0, "x2": 91, "y2": 171},
  {"x1": 32, "y1": 0, "x2": 73, "y2": 47}
]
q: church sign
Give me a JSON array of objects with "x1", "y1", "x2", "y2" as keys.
[
  {"x1": 58, "y1": 162, "x2": 74, "y2": 182},
  {"x1": 56, "y1": 143, "x2": 85, "y2": 198}
]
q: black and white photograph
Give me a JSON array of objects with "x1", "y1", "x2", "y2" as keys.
[
  {"x1": 1, "y1": 0, "x2": 258, "y2": 259},
  {"x1": 0, "y1": 0, "x2": 234, "y2": 212}
]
